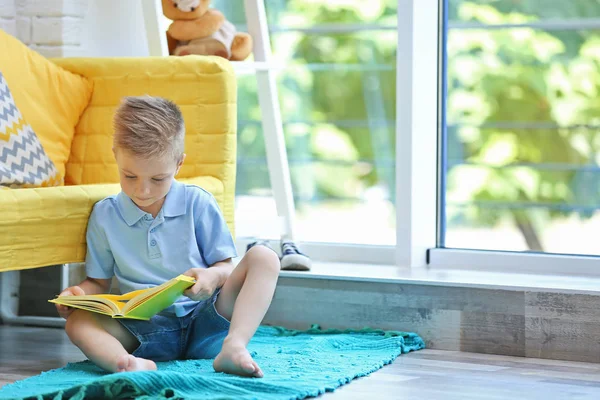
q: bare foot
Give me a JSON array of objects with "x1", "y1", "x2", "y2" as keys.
[
  {"x1": 116, "y1": 354, "x2": 157, "y2": 373},
  {"x1": 213, "y1": 341, "x2": 263, "y2": 378}
]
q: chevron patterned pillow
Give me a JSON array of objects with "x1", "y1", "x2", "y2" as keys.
[{"x1": 0, "y1": 72, "x2": 61, "y2": 188}]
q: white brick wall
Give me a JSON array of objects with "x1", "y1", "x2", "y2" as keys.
[
  {"x1": 1, "y1": 0, "x2": 88, "y2": 57},
  {"x1": 32, "y1": 16, "x2": 83, "y2": 45},
  {"x1": 0, "y1": 0, "x2": 15, "y2": 16},
  {"x1": 16, "y1": 15, "x2": 29, "y2": 42},
  {"x1": 0, "y1": 18, "x2": 16, "y2": 36},
  {"x1": 16, "y1": 0, "x2": 87, "y2": 17},
  {"x1": 0, "y1": 0, "x2": 17, "y2": 36}
]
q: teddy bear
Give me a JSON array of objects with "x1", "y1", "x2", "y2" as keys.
[{"x1": 162, "y1": 0, "x2": 253, "y2": 61}]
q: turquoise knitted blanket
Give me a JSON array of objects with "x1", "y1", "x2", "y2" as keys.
[{"x1": 0, "y1": 325, "x2": 425, "y2": 400}]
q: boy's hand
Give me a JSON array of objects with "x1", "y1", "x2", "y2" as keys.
[
  {"x1": 55, "y1": 285, "x2": 85, "y2": 320},
  {"x1": 183, "y1": 268, "x2": 220, "y2": 301}
]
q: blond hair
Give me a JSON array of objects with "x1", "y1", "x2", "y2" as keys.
[{"x1": 113, "y1": 96, "x2": 185, "y2": 162}]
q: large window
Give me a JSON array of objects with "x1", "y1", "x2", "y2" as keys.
[
  {"x1": 217, "y1": 1, "x2": 398, "y2": 246},
  {"x1": 443, "y1": 0, "x2": 600, "y2": 256},
  {"x1": 214, "y1": 0, "x2": 600, "y2": 271}
]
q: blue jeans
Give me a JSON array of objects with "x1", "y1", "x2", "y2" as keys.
[{"x1": 118, "y1": 290, "x2": 230, "y2": 361}]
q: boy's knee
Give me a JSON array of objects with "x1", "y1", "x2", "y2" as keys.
[
  {"x1": 245, "y1": 245, "x2": 280, "y2": 274},
  {"x1": 246, "y1": 244, "x2": 278, "y2": 261}
]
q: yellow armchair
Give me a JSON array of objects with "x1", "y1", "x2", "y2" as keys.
[{"x1": 0, "y1": 56, "x2": 237, "y2": 272}]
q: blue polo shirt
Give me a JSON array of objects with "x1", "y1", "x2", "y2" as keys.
[{"x1": 85, "y1": 180, "x2": 238, "y2": 317}]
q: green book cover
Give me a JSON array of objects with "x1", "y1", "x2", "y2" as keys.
[{"x1": 49, "y1": 275, "x2": 196, "y2": 320}]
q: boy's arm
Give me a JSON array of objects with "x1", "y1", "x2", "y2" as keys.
[
  {"x1": 84, "y1": 205, "x2": 116, "y2": 289},
  {"x1": 59, "y1": 277, "x2": 110, "y2": 299},
  {"x1": 77, "y1": 277, "x2": 112, "y2": 295},
  {"x1": 56, "y1": 205, "x2": 115, "y2": 319},
  {"x1": 188, "y1": 191, "x2": 238, "y2": 301},
  {"x1": 205, "y1": 259, "x2": 234, "y2": 288},
  {"x1": 194, "y1": 193, "x2": 238, "y2": 268},
  {"x1": 184, "y1": 258, "x2": 234, "y2": 301}
]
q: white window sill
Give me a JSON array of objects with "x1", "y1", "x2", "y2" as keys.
[{"x1": 274, "y1": 262, "x2": 600, "y2": 295}]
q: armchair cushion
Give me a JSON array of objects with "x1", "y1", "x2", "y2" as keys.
[
  {"x1": 0, "y1": 29, "x2": 93, "y2": 182},
  {"x1": 0, "y1": 72, "x2": 61, "y2": 188}
]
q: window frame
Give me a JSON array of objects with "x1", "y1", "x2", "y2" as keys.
[
  {"x1": 394, "y1": 0, "x2": 440, "y2": 268},
  {"x1": 235, "y1": 0, "x2": 600, "y2": 276},
  {"x1": 427, "y1": 0, "x2": 600, "y2": 276},
  {"x1": 235, "y1": 0, "x2": 440, "y2": 266}
]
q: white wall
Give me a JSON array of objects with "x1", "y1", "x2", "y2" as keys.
[
  {"x1": 1, "y1": 0, "x2": 89, "y2": 57},
  {"x1": 81, "y1": 0, "x2": 149, "y2": 57},
  {"x1": 2, "y1": 0, "x2": 159, "y2": 58},
  {"x1": 0, "y1": 0, "x2": 17, "y2": 37}
]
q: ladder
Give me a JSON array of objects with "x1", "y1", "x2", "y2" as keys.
[{"x1": 142, "y1": 0, "x2": 297, "y2": 241}]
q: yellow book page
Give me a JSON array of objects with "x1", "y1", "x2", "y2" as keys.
[
  {"x1": 49, "y1": 297, "x2": 125, "y2": 315},
  {"x1": 101, "y1": 276, "x2": 193, "y2": 306},
  {"x1": 95, "y1": 289, "x2": 147, "y2": 302},
  {"x1": 65, "y1": 303, "x2": 120, "y2": 318}
]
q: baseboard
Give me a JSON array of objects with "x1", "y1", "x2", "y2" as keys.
[{"x1": 264, "y1": 275, "x2": 600, "y2": 363}]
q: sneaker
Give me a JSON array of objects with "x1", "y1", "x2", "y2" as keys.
[
  {"x1": 280, "y1": 240, "x2": 311, "y2": 271},
  {"x1": 246, "y1": 239, "x2": 273, "y2": 253}
]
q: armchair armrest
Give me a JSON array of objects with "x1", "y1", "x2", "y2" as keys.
[{"x1": 0, "y1": 176, "x2": 224, "y2": 272}]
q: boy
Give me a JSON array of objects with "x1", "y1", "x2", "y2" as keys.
[{"x1": 56, "y1": 96, "x2": 280, "y2": 378}]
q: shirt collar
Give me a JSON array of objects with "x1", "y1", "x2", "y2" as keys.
[
  {"x1": 162, "y1": 179, "x2": 186, "y2": 218},
  {"x1": 117, "y1": 180, "x2": 186, "y2": 226},
  {"x1": 117, "y1": 192, "x2": 146, "y2": 226}
]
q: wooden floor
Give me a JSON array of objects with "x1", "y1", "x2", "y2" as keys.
[{"x1": 1, "y1": 325, "x2": 600, "y2": 399}]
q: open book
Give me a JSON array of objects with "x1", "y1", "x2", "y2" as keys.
[{"x1": 49, "y1": 275, "x2": 196, "y2": 320}]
